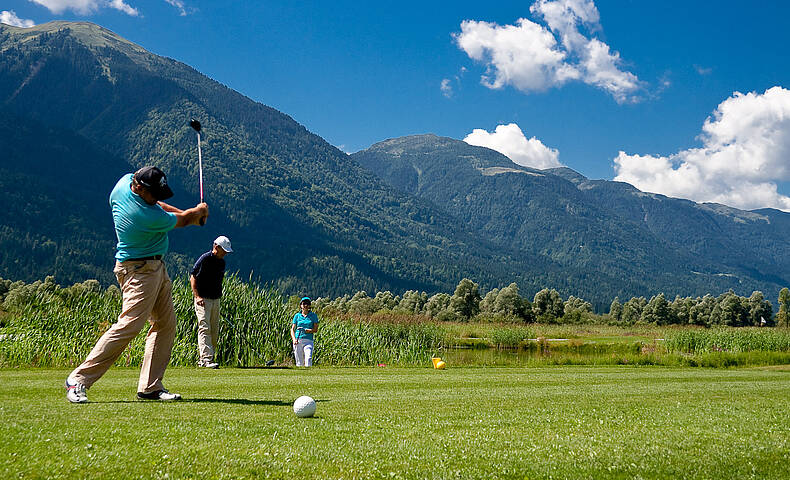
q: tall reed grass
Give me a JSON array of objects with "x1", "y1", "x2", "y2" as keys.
[
  {"x1": 0, "y1": 275, "x2": 447, "y2": 367},
  {"x1": 315, "y1": 317, "x2": 445, "y2": 365},
  {"x1": 3, "y1": 274, "x2": 790, "y2": 369},
  {"x1": 664, "y1": 328, "x2": 790, "y2": 354},
  {"x1": 0, "y1": 274, "x2": 294, "y2": 367},
  {"x1": 487, "y1": 326, "x2": 534, "y2": 348}
]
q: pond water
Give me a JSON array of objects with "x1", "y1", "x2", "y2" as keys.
[{"x1": 441, "y1": 342, "x2": 648, "y2": 366}]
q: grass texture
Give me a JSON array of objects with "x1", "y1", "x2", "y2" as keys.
[{"x1": 1, "y1": 366, "x2": 788, "y2": 479}]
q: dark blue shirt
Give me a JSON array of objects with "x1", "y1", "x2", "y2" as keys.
[{"x1": 191, "y1": 252, "x2": 226, "y2": 299}]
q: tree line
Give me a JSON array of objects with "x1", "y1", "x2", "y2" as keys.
[
  {"x1": 3, "y1": 275, "x2": 790, "y2": 328},
  {"x1": 316, "y1": 278, "x2": 790, "y2": 327}
]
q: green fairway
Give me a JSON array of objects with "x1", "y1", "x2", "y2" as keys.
[{"x1": 2, "y1": 366, "x2": 789, "y2": 479}]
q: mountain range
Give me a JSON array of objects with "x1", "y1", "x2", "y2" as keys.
[{"x1": 1, "y1": 21, "x2": 789, "y2": 309}]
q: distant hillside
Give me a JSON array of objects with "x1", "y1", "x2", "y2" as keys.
[
  {"x1": 0, "y1": 22, "x2": 538, "y2": 297},
  {"x1": 352, "y1": 134, "x2": 790, "y2": 305},
  {"x1": 2, "y1": 22, "x2": 789, "y2": 308}
]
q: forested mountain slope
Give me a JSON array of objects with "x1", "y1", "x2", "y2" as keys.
[
  {"x1": 0, "y1": 22, "x2": 538, "y2": 297},
  {"x1": 352, "y1": 134, "x2": 790, "y2": 305},
  {"x1": 2, "y1": 22, "x2": 788, "y2": 307}
]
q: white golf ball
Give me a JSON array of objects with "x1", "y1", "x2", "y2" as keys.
[{"x1": 293, "y1": 395, "x2": 316, "y2": 418}]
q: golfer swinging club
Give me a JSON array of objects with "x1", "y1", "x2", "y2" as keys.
[{"x1": 65, "y1": 166, "x2": 208, "y2": 403}]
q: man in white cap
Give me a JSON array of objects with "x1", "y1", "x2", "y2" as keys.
[{"x1": 190, "y1": 236, "x2": 232, "y2": 368}]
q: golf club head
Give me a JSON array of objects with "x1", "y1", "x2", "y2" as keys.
[
  {"x1": 189, "y1": 119, "x2": 202, "y2": 132},
  {"x1": 266, "y1": 360, "x2": 275, "y2": 367}
]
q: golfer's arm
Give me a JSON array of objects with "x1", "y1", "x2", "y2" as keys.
[
  {"x1": 290, "y1": 324, "x2": 297, "y2": 341},
  {"x1": 190, "y1": 275, "x2": 199, "y2": 298},
  {"x1": 157, "y1": 202, "x2": 182, "y2": 214},
  {"x1": 174, "y1": 204, "x2": 208, "y2": 228},
  {"x1": 308, "y1": 323, "x2": 319, "y2": 334}
]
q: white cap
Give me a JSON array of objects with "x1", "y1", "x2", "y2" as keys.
[{"x1": 214, "y1": 235, "x2": 232, "y2": 253}]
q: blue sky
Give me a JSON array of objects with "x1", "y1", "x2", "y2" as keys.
[{"x1": 3, "y1": 1, "x2": 790, "y2": 211}]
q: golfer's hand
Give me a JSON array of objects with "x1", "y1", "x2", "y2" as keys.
[
  {"x1": 293, "y1": 339, "x2": 299, "y2": 346},
  {"x1": 197, "y1": 202, "x2": 209, "y2": 225},
  {"x1": 195, "y1": 296, "x2": 205, "y2": 307}
]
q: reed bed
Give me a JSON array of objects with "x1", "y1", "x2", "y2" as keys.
[
  {"x1": 0, "y1": 276, "x2": 448, "y2": 367},
  {"x1": 487, "y1": 326, "x2": 534, "y2": 348},
  {"x1": 0, "y1": 274, "x2": 293, "y2": 367},
  {"x1": 205, "y1": 276, "x2": 292, "y2": 366},
  {"x1": 3, "y1": 275, "x2": 790, "y2": 369},
  {"x1": 315, "y1": 317, "x2": 445, "y2": 365},
  {"x1": 665, "y1": 328, "x2": 790, "y2": 354}
]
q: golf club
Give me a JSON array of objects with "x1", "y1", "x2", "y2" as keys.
[{"x1": 189, "y1": 119, "x2": 205, "y2": 226}]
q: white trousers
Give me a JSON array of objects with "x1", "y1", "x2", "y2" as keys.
[{"x1": 293, "y1": 339, "x2": 314, "y2": 367}]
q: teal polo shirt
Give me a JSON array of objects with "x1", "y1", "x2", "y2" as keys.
[
  {"x1": 292, "y1": 312, "x2": 319, "y2": 341},
  {"x1": 110, "y1": 174, "x2": 177, "y2": 262}
]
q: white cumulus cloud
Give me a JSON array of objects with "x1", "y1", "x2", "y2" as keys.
[
  {"x1": 456, "y1": 18, "x2": 579, "y2": 93},
  {"x1": 613, "y1": 86, "x2": 790, "y2": 211},
  {"x1": 455, "y1": 0, "x2": 641, "y2": 103},
  {"x1": 464, "y1": 123, "x2": 562, "y2": 169},
  {"x1": 1, "y1": 10, "x2": 35, "y2": 27},
  {"x1": 30, "y1": 0, "x2": 139, "y2": 16},
  {"x1": 108, "y1": 0, "x2": 138, "y2": 16}
]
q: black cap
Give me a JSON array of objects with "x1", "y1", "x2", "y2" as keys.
[{"x1": 134, "y1": 166, "x2": 174, "y2": 200}]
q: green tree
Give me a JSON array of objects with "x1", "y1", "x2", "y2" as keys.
[
  {"x1": 777, "y1": 288, "x2": 790, "y2": 327},
  {"x1": 671, "y1": 296, "x2": 694, "y2": 325},
  {"x1": 564, "y1": 295, "x2": 592, "y2": 315},
  {"x1": 425, "y1": 293, "x2": 452, "y2": 319},
  {"x1": 328, "y1": 294, "x2": 351, "y2": 313},
  {"x1": 348, "y1": 291, "x2": 376, "y2": 314},
  {"x1": 398, "y1": 290, "x2": 427, "y2": 314},
  {"x1": 449, "y1": 278, "x2": 481, "y2": 320},
  {"x1": 493, "y1": 283, "x2": 524, "y2": 318},
  {"x1": 372, "y1": 291, "x2": 398, "y2": 311},
  {"x1": 642, "y1": 293, "x2": 673, "y2": 325},
  {"x1": 711, "y1": 291, "x2": 746, "y2": 326},
  {"x1": 620, "y1": 297, "x2": 646, "y2": 325},
  {"x1": 609, "y1": 297, "x2": 622, "y2": 322},
  {"x1": 532, "y1": 288, "x2": 564, "y2": 320},
  {"x1": 747, "y1": 291, "x2": 773, "y2": 326},
  {"x1": 689, "y1": 295, "x2": 715, "y2": 326},
  {"x1": 479, "y1": 288, "x2": 499, "y2": 314}
]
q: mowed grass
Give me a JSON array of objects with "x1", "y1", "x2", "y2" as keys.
[{"x1": 2, "y1": 366, "x2": 789, "y2": 479}]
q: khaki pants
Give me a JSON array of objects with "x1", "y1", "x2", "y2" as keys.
[
  {"x1": 195, "y1": 297, "x2": 220, "y2": 363},
  {"x1": 70, "y1": 259, "x2": 176, "y2": 394}
]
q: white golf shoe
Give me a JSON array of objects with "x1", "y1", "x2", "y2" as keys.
[
  {"x1": 198, "y1": 360, "x2": 219, "y2": 369},
  {"x1": 137, "y1": 389, "x2": 182, "y2": 401},
  {"x1": 65, "y1": 377, "x2": 88, "y2": 404}
]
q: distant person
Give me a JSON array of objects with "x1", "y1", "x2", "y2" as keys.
[
  {"x1": 191, "y1": 235, "x2": 232, "y2": 368},
  {"x1": 291, "y1": 297, "x2": 319, "y2": 367},
  {"x1": 65, "y1": 166, "x2": 208, "y2": 403}
]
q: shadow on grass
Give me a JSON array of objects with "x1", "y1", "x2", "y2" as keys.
[
  {"x1": 184, "y1": 398, "x2": 292, "y2": 406},
  {"x1": 93, "y1": 398, "x2": 292, "y2": 406},
  {"x1": 236, "y1": 366, "x2": 291, "y2": 370}
]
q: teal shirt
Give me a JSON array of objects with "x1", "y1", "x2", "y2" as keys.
[
  {"x1": 110, "y1": 174, "x2": 177, "y2": 262},
  {"x1": 292, "y1": 312, "x2": 319, "y2": 341}
]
